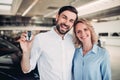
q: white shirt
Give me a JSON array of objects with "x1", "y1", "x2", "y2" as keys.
[{"x1": 29, "y1": 28, "x2": 75, "y2": 80}]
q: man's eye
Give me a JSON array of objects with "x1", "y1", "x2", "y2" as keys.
[
  {"x1": 70, "y1": 20, "x2": 74, "y2": 23},
  {"x1": 62, "y1": 16, "x2": 67, "y2": 19}
]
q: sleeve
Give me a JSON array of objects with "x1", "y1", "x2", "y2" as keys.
[
  {"x1": 100, "y1": 49, "x2": 112, "y2": 80},
  {"x1": 29, "y1": 35, "x2": 42, "y2": 72}
]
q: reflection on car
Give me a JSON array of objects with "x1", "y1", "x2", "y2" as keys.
[
  {"x1": 0, "y1": 37, "x2": 21, "y2": 69},
  {"x1": 0, "y1": 37, "x2": 39, "y2": 80}
]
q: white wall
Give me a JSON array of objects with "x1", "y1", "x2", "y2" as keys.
[
  {"x1": 92, "y1": 20, "x2": 120, "y2": 46},
  {"x1": 92, "y1": 20, "x2": 120, "y2": 34}
]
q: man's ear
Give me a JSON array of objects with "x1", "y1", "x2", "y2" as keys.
[{"x1": 56, "y1": 13, "x2": 59, "y2": 21}]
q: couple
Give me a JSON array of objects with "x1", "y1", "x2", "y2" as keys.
[{"x1": 19, "y1": 6, "x2": 111, "y2": 80}]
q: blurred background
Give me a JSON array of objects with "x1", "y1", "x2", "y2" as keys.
[{"x1": 0, "y1": 0, "x2": 120, "y2": 80}]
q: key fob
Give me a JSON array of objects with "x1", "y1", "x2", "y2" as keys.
[{"x1": 26, "y1": 31, "x2": 32, "y2": 41}]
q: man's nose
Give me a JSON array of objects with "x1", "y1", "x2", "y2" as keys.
[{"x1": 64, "y1": 20, "x2": 70, "y2": 26}]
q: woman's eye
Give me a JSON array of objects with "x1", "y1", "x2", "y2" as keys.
[
  {"x1": 84, "y1": 28, "x2": 88, "y2": 31},
  {"x1": 77, "y1": 31, "x2": 81, "y2": 33}
]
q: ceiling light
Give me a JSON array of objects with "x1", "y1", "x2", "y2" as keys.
[
  {"x1": 0, "y1": 5, "x2": 11, "y2": 11},
  {"x1": 22, "y1": 0, "x2": 39, "y2": 16},
  {"x1": 0, "y1": 0, "x2": 13, "y2": 4},
  {"x1": 0, "y1": 0, "x2": 13, "y2": 11},
  {"x1": 77, "y1": 0, "x2": 120, "y2": 16},
  {"x1": 92, "y1": 19, "x2": 98, "y2": 22}
]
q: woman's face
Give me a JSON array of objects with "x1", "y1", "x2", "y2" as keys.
[{"x1": 75, "y1": 23, "x2": 91, "y2": 43}]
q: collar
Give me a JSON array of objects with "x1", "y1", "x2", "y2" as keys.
[
  {"x1": 79, "y1": 44, "x2": 98, "y2": 55},
  {"x1": 51, "y1": 26, "x2": 69, "y2": 40},
  {"x1": 91, "y1": 44, "x2": 98, "y2": 54}
]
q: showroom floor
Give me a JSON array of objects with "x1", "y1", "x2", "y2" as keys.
[{"x1": 105, "y1": 45, "x2": 120, "y2": 80}]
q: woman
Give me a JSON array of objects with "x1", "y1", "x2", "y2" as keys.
[{"x1": 72, "y1": 18, "x2": 111, "y2": 80}]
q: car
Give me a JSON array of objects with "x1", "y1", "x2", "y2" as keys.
[{"x1": 0, "y1": 37, "x2": 39, "y2": 80}]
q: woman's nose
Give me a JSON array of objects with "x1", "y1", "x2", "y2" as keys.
[{"x1": 81, "y1": 31, "x2": 85, "y2": 36}]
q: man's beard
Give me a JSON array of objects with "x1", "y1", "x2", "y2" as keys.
[{"x1": 56, "y1": 23, "x2": 70, "y2": 35}]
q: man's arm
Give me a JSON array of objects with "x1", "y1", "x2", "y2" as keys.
[
  {"x1": 18, "y1": 32, "x2": 34, "y2": 73},
  {"x1": 21, "y1": 51, "x2": 31, "y2": 73}
]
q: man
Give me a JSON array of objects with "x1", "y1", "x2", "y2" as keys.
[{"x1": 19, "y1": 6, "x2": 78, "y2": 80}]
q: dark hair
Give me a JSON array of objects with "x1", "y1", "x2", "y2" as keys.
[{"x1": 58, "y1": 6, "x2": 78, "y2": 22}]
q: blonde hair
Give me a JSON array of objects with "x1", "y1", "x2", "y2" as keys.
[{"x1": 73, "y1": 18, "x2": 98, "y2": 47}]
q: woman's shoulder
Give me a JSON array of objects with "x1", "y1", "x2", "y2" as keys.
[
  {"x1": 97, "y1": 45, "x2": 109, "y2": 56},
  {"x1": 98, "y1": 45, "x2": 107, "y2": 52}
]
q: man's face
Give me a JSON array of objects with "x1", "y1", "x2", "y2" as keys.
[{"x1": 56, "y1": 10, "x2": 77, "y2": 35}]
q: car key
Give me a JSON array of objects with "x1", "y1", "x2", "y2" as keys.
[{"x1": 26, "y1": 31, "x2": 32, "y2": 41}]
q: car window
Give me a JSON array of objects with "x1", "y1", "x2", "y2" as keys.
[
  {"x1": 0, "y1": 38, "x2": 19, "y2": 55},
  {"x1": 0, "y1": 41, "x2": 13, "y2": 50},
  {"x1": 0, "y1": 38, "x2": 17, "y2": 50}
]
